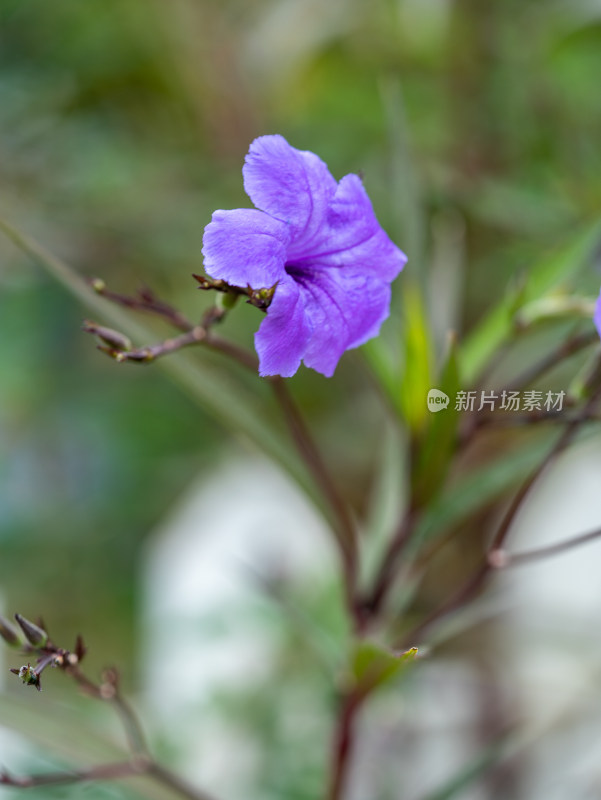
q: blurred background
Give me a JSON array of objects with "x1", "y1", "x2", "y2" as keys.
[{"x1": 1, "y1": 1, "x2": 601, "y2": 798}]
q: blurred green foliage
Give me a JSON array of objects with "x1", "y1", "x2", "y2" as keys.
[{"x1": 1, "y1": 0, "x2": 601, "y2": 796}]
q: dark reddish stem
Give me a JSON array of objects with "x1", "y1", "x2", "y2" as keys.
[
  {"x1": 503, "y1": 329, "x2": 598, "y2": 395},
  {"x1": 361, "y1": 507, "x2": 418, "y2": 621},
  {"x1": 90, "y1": 281, "x2": 359, "y2": 621},
  {"x1": 400, "y1": 381, "x2": 601, "y2": 648},
  {"x1": 269, "y1": 377, "x2": 360, "y2": 624},
  {"x1": 327, "y1": 690, "x2": 363, "y2": 800},
  {"x1": 90, "y1": 279, "x2": 195, "y2": 332}
]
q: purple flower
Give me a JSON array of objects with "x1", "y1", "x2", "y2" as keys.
[
  {"x1": 202, "y1": 135, "x2": 407, "y2": 377},
  {"x1": 595, "y1": 290, "x2": 601, "y2": 339}
]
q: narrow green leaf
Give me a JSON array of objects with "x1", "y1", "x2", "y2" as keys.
[
  {"x1": 462, "y1": 221, "x2": 601, "y2": 381},
  {"x1": 411, "y1": 336, "x2": 461, "y2": 507},
  {"x1": 351, "y1": 641, "x2": 418, "y2": 695},
  {"x1": 398, "y1": 280, "x2": 435, "y2": 432}
]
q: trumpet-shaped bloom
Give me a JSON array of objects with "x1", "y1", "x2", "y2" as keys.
[{"x1": 202, "y1": 135, "x2": 407, "y2": 377}]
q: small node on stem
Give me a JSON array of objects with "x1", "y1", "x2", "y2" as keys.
[
  {"x1": 90, "y1": 277, "x2": 106, "y2": 293},
  {"x1": 488, "y1": 549, "x2": 510, "y2": 569}
]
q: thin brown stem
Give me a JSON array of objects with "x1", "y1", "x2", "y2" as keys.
[
  {"x1": 90, "y1": 279, "x2": 196, "y2": 332},
  {"x1": 490, "y1": 525, "x2": 601, "y2": 569},
  {"x1": 361, "y1": 507, "x2": 418, "y2": 620},
  {"x1": 113, "y1": 693, "x2": 149, "y2": 757},
  {"x1": 58, "y1": 663, "x2": 217, "y2": 799},
  {"x1": 84, "y1": 288, "x2": 260, "y2": 373},
  {"x1": 269, "y1": 377, "x2": 359, "y2": 622},
  {"x1": 467, "y1": 408, "x2": 601, "y2": 431},
  {"x1": 205, "y1": 334, "x2": 259, "y2": 370},
  {"x1": 459, "y1": 330, "x2": 598, "y2": 451},
  {"x1": 400, "y1": 563, "x2": 490, "y2": 648},
  {"x1": 97, "y1": 325, "x2": 210, "y2": 363},
  {"x1": 0, "y1": 759, "x2": 217, "y2": 800},
  {"x1": 374, "y1": 336, "x2": 599, "y2": 622},
  {"x1": 89, "y1": 281, "x2": 362, "y2": 623},
  {"x1": 0, "y1": 759, "x2": 150, "y2": 788},
  {"x1": 400, "y1": 381, "x2": 601, "y2": 648},
  {"x1": 65, "y1": 664, "x2": 148, "y2": 756},
  {"x1": 488, "y1": 387, "x2": 601, "y2": 557},
  {"x1": 149, "y1": 763, "x2": 220, "y2": 800},
  {"x1": 327, "y1": 690, "x2": 363, "y2": 800},
  {"x1": 503, "y1": 330, "x2": 598, "y2": 395}
]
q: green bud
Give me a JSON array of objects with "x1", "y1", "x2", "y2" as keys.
[
  {"x1": 10, "y1": 663, "x2": 41, "y2": 691},
  {"x1": 14, "y1": 614, "x2": 48, "y2": 647},
  {"x1": 90, "y1": 277, "x2": 106, "y2": 293},
  {"x1": 220, "y1": 291, "x2": 239, "y2": 310},
  {"x1": 248, "y1": 285, "x2": 276, "y2": 310}
]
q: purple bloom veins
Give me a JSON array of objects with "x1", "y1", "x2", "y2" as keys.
[{"x1": 202, "y1": 134, "x2": 407, "y2": 377}]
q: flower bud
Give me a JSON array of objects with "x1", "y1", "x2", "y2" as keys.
[
  {"x1": 0, "y1": 616, "x2": 21, "y2": 647},
  {"x1": 10, "y1": 663, "x2": 41, "y2": 691},
  {"x1": 81, "y1": 320, "x2": 132, "y2": 352},
  {"x1": 14, "y1": 614, "x2": 48, "y2": 647}
]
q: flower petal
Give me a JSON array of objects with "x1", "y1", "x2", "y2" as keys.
[
  {"x1": 289, "y1": 265, "x2": 392, "y2": 377},
  {"x1": 290, "y1": 174, "x2": 407, "y2": 282},
  {"x1": 202, "y1": 208, "x2": 290, "y2": 288},
  {"x1": 255, "y1": 274, "x2": 311, "y2": 377},
  {"x1": 243, "y1": 135, "x2": 337, "y2": 256},
  {"x1": 595, "y1": 288, "x2": 601, "y2": 339}
]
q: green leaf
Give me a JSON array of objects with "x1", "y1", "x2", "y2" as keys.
[
  {"x1": 398, "y1": 280, "x2": 435, "y2": 432},
  {"x1": 462, "y1": 220, "x2": 601, "y2": 381},
  {"x1": 411, "y1": 336, "x2": 461, "y2": 507},
  {"x1": 350, "y1": 640, "x2": 418, "y2": 695}
]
